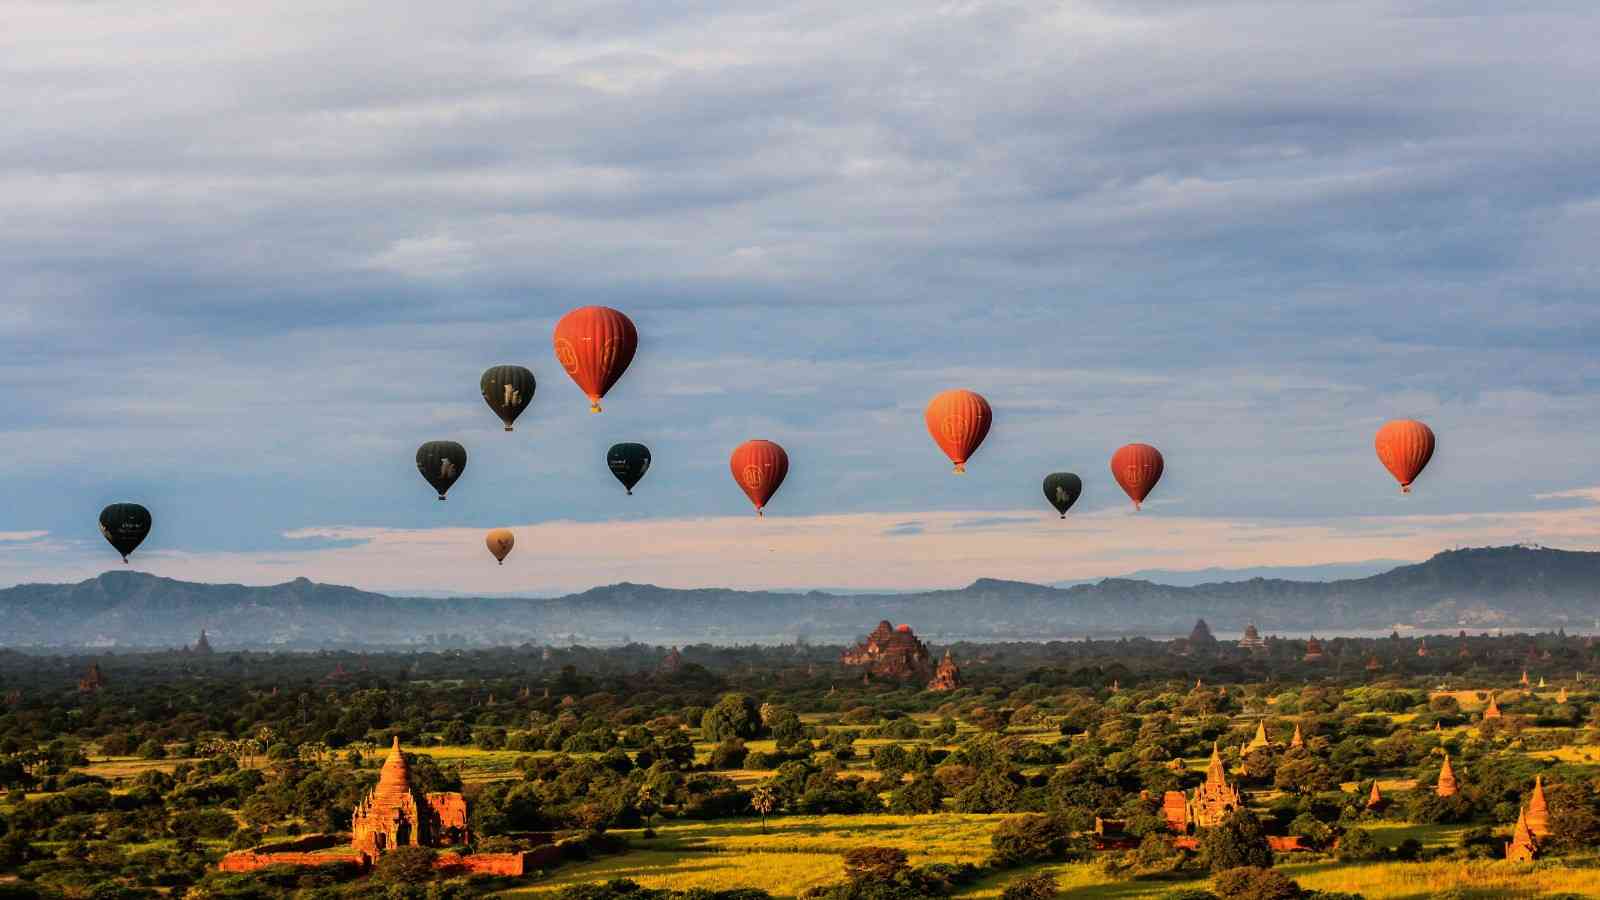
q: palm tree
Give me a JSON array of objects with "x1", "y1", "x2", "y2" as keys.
[{"x1": 750, "y1": 785, "x2": 776, "y2": 834}]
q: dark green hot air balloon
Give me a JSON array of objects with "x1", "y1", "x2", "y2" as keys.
[
  {"x1": 417, "y1": 441, "x2": 467, "y2": 500},
  {"x1": 99, "y1": 503, "x2": 151, "y2": 562},
  {"x1": 607, "y1": 442, "x2": 652, "y2": 495},
  {"x1": 1042, "y1": 473, "x2": 1083, "y2": 518},
  {"x1": 480, "y1": 365, "x2": 536, "y2": 431}
]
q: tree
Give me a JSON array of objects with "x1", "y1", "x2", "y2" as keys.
[
  {"x1": 701, "y1": 694, "x2": 762, "y2": 742},
  {"x1": 710, "y1": 739, "x2": 749, "y2": 770},
  {"x1": 989, "y1": 814, "x2": 1074, "y2": 867},
  {"x1": 373, "y1": 845, "x2": 437, "y2": 884},
  {"x1": 750, "y1": 785, "x2": 776, "y2": 834},
  {"x1": 888, "y1": 774, "x2": 944, "y2": 814},
  {"x1": 1199, "y1": 810, "x2": 1273, "y2": 873},
  {"x1": 441, "y1": 721, "x2": 472, "y2": 746}
]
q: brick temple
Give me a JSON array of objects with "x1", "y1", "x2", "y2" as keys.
[
  {"x1": 220, "y1": 737, "x2": 533, "y2": 876},
  {"x1": 841, "y1": 620, "x2": 933, "y2": 681}
]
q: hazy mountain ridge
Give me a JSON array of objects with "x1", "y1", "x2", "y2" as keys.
[{"x1": 2, "y1": 546, "x2": 1597, "y2": 648}]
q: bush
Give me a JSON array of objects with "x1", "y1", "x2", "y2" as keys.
[
  {"x1": 372, "y1": 846, "x2": 437, "y2": 884},
  {"x1": 842, "y1": 846, "x2": 910, "y2": 884},
  {"x1": 1334, "y1": 828, "x2": 1383, "y2": 862},
  {"x1": 990, "y1": 814, "x2": 1075, "y2": 867},
  {"x1": 1001, "y1": 873, "x2": 1058, "y2": 900},
  {"x1": 1212, "y1": 866, "x2": 1302, "y2": 900},
  {"x1": 1199, "y1": 811, "x2": 1273, "y2": 873}
]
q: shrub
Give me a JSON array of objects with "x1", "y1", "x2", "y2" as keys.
[
  {"x1": 842, "y1": 846, "x2": 910, "y2": 884},
  {"x1": 990, "y1": 814, "x2": 1074, "y2": 867},
  {"x1": 1212, "y1": 866, "x2": 1302, "y2": 900},
  {"x1": 1199, "y1": 811, "x2": 1273, "y2": 873},
  {"x1": 372, "y1": 846, "x2": 437, "y2": 884},
  {"x1": 1334, "y1": 828, "x2": 1382, "y2": 862},
  {"x1": 1001, "y1": 873, "x2": 1058, "y2": 900}
]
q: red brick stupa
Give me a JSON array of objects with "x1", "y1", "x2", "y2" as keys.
[{"x1": 351, "y1": 737, "x2": 469, "y2": 859}]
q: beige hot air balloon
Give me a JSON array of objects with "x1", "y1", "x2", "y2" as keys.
[{"x1": 486, "y1": 529, "x2": 515, "y2": 565}]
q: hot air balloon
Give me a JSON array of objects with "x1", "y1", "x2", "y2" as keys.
[
  {"x1": 607, "y1": 443, "x2": 652, "y2": 495},
  {"x1": 416, "y1": 441, "x2": 467, "y2": 500},
  {"x1": 1042, "y1": 473, "x2": 1083, "y2": 518},
  {"x1": 552, "y1": 306, "x2": 638, "y2": 413},
  {"x1": 924, "y1": 389, "x2": 992, "y2": 473},
  {"x1": 730, "y1": 440, "x2": 789, "y2": 516},
  {"x1": 99, "y1": 503, "x2": 151, "y2": 563},
  {"x1": 1375, "y1": 419, "x2": 1435, "y2": 493},
  {"x1": 1111, "y1": 443, "x2": 1164, "y2": 510},
  {"x1": 480, "y1": 365, "x2": 536, "y2": 431},
  {"x1": 486, "y1": 529, "x2": 515, "y2": 565}
]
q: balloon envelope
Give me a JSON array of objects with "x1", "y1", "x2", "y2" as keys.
[
  {"x1": 99, "y1": 503, "x2": 151, "y2": 562},
  {"x1": 607, "y1": 443, "x2": 652, "y2": 495},
  {"x1": 1375, "y1": 419, "x2": 1435, "y2": 493},
  {"x1": 486, "y1": 529, "x2": 515, "y2": 565},
  {"x1": 480, "y1": 365, "x2": 536, "y2": 431},
  {"x1": 730, "y1": 440, "x2": 789, "y2": 516},
  {"x1": 552, "y1": 306, "x2": 638, "y2": 413},
  {"x1": 1042, "y1": 473, "x2": 1083, "y2": 518},
  {"x1": 416, "y1": 441, "x2": 467, "y2": 500},
  {"x1": 1111, "y1": 444, "x2": 1164, "y2": 510},
  {"x1": 924, "y1": 389, "x2": 992, "y2": 473}
]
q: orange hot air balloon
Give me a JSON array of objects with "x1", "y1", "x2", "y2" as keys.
[
  {"x1": 1111, "y1": 443, "x2": 1164, "y2": 510},
  {"x1": 924, "y1": 389, "x2": 992, "y2": 473},
  {"x1": 552, "y1": 306, "x2": 638, "y2": 413},
  {"x1": 730, "y1": 440, "x2": 789, "y2": 516},
  {"x1": 486, "y1": 529, "x2": 515, "y2": 565},
  {"x1": 1374, "y1": 419, "x2": 1435, "y2": 493}
]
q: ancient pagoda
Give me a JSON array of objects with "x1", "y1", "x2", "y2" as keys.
[
  {"x1": 1483, "y1": 693, "x2": 1502, "y2": 719},
  {"x1": 1302, "y1": 636, "x2": 1325, "y2": 662},
  {"x1": 1245, "y1": 721, "x2": 1272, "y2": 754},
  {"x1": 1558, "y1": 687, "x2": 1570, "y2": 704},
  {"x1": 841, "y1": 621, "x2": 933, "y2": 681},
  {"x1": 926, "y1": 649, "x2": 962, "y2": 692},
  {"x1": 1436, "y1": 753, "x2": 1460, "y2": 798},
  {"x1": 1239, "y1": 623, "x2": 1265, "y2": 652},
  {"x1": 351, "y1": 737, "x2": 469, "y2": 860},
  {"x1": 657, "y1": 647, "x2": 684, "y2": 675},
  {"x1": 1188, "y1": 743, "x2": 1243, "y2": 827},
  {"x1": 1289, "y1": 723, "x2": 1305, "y2": 750},
  {"x1": 77, "y1": 663, "x2": 107, "y2": 694},
  {"x1": 1365, "y1": 781, "x2": 1387, "y2": 810},
  {"x1": 1417, "y1": 639, "x2": 1429, "y2": 657},
  {"x1": 1506, "y1": 808, "x2": 1539, "y2": 862},
  {"x1": 1525, "y1": 775, "x2": 1551, "y2": 839}
]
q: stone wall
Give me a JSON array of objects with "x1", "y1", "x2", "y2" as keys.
[{"x1": 217, "y1": 850, "x2": 366, "y2": 873}]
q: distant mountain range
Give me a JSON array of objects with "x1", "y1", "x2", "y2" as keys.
[{"x1": 2, "y1": 545, "x2": 1598, "y2": 649}]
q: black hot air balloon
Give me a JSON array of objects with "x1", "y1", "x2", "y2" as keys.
[
  {"x1": 480, "y1": 365, "x2": 536, "y2": 431},
  {"x1": 99, "y1": 503, "x2": 151, "y2": 562},
  {"x1": 1042, "y1": 473, "x2": 1083, "y2": 519},
  {"x1": 417, "y1": 441, "x2": 467, "y2": 500},
  {"x1": 607, "y1": 442, "x2": 652, "y2": 495}
]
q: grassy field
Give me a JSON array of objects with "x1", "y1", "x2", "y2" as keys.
[{"x1": 497, "y1": 814, "x2": 1600, "y2": 900}]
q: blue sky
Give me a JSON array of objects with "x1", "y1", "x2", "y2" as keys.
[{"x1": 4, "y1": 1, "x2": 1600, "y2": 592}]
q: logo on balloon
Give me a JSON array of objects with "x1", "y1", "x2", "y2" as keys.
[
  {"x1": 941, "y1": 416, "x2": 968, "y2": 441},
  {"x1": 555, "y1": 339, "x2": 581, "y2": 375},
  {"x1": 743, "y1": 465, "x2": 765, "y2": 489}
]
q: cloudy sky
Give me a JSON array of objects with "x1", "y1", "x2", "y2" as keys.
[{"x1": 5, "y1": 0, "x2": 1599, "y2": 593}]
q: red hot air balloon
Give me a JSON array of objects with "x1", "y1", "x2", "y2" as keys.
[
  {"x1": 1374, "y1": 419, "x2": 1435, "y2": 493},
  {"x1": 924, "y1": 389, "x2": 992, "y2": 473},
  {"x1": 552, "y1": 306, "x2": 638, "y2": 413},
  {"x1": 730, "y1": 440, "x2": 789, "y2": 516},
  {"x1": 1111, "y1": 443, "x2": 1164, "y2": 510}
]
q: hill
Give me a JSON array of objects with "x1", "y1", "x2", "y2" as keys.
[{"x1": 2, "y1": 545, "x2": 1598, "y2": 648}]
